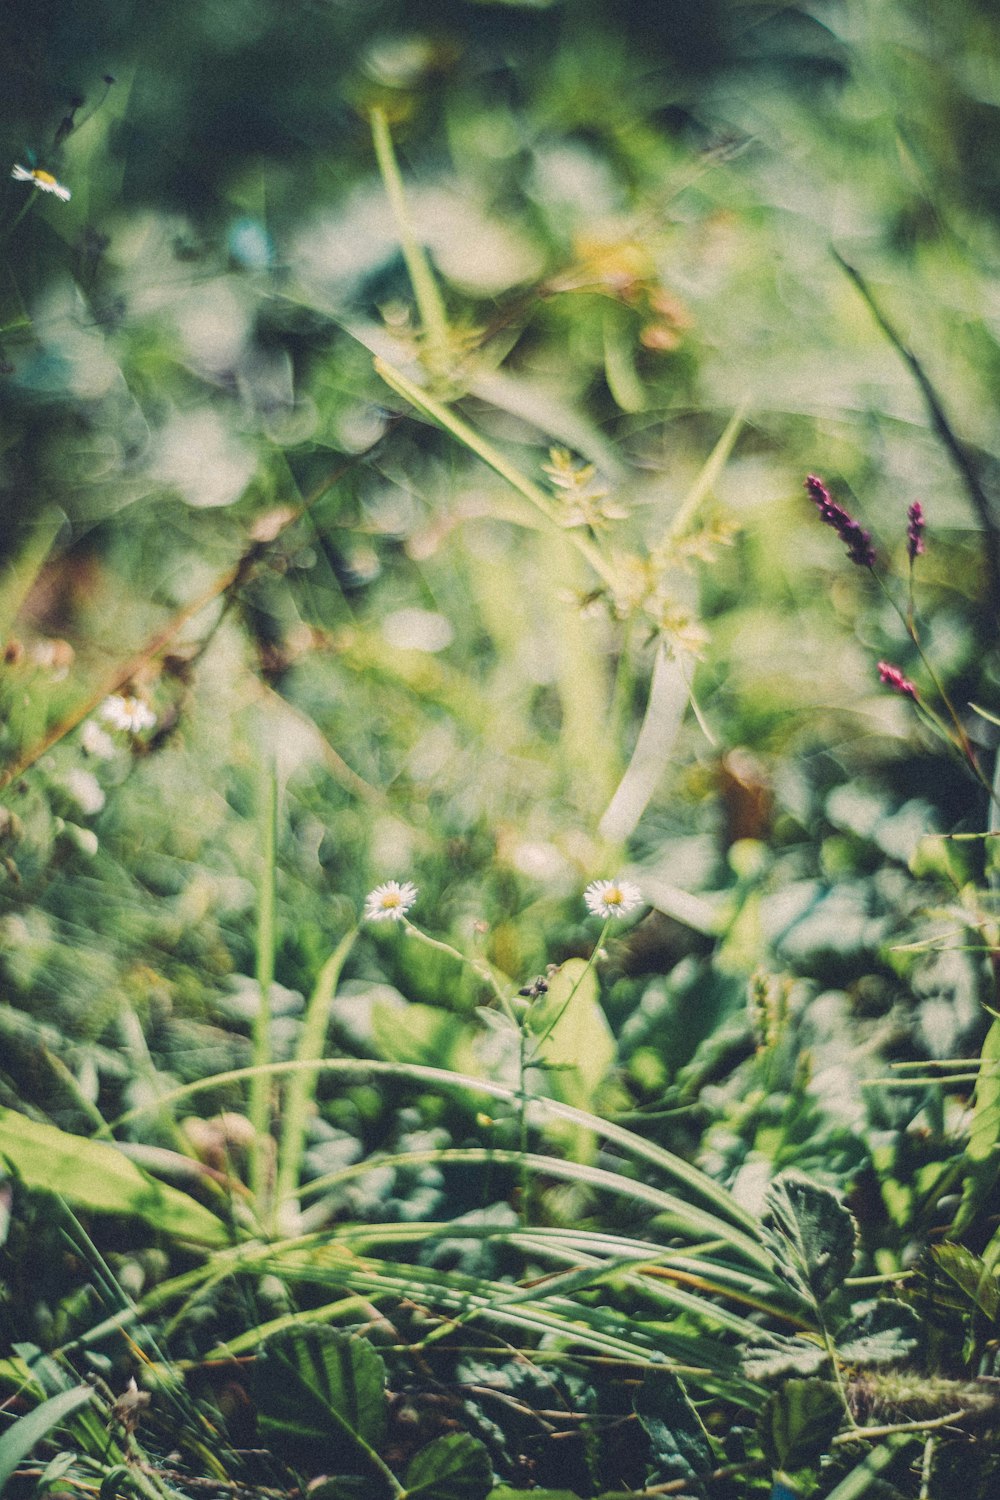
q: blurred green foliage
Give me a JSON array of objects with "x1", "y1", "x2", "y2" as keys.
[{"x1": 3, "y1": 1, "x2": 1000, "y2": 1494}]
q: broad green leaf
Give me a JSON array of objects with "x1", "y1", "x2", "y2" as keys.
[
  {"x1": 403, "y1": 1433, "x2": 493, "y2": 1500},
  {"x1": 487, "y1": 1492, "x2": 581, "y2": 1500},
  {"x1": 0, "y1": 1108, "x2": 227, "y2": 1247},
  {"x1": 930, "y1": 1242, "x2": 1000, "y2": 1319},
  {"x1": 761, "y1": 1171, "x2": 856, "y2": 1306},
  {"x1": 834, "y1": 1300, "x2": 923, "y2": 1367},
  {"x1": 633, "y1": 1367, "x2": 715, "y2": 1486},
  {"x1": 758, "y1": 1378, "x2": 844, "y2": 1471},
  {"x1": 372, "y1": 1000, "x2": 480, "y2": 1075},
  {"x1": 526, "y1": 957, "x2": 615, "y2": 1117},
  {"x1": 952, "y1": 1017, "x2": 1000, "y2": 1234},
  {"x1": 256, "y1": 1325, "x2": 387, "y2": 1476},
  {"x1": 0, "y1": 1385, "x2": 94, "y2": 1488}
]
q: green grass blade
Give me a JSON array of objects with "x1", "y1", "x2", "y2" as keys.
[
  {"x1": 275, "y1": 925, "x2": 359, "y2": 1222},
  {"x1": 249, "y1": 759, "x2": 278, "y2": 1213},
  {"x1": 298, "y1": 1144, "x2": 771, "y2": 1270},
  {"x1": 109, "y1": 1057, "x2": 768, "y2": 1243},
  {"x1": 370, "y1": 106, "x2": 450, "y2": 371},
  {"x1": 0, "y1": 1385, "x2": 94, "y2": 1488}
]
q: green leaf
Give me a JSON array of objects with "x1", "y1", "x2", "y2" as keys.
[
  {"x1": 761, "y1": 1171, "x2": 856, "y2": 1306},
  {"x1": 256, "y1": 1325, "x2": 387, "y2": 1476},
  {"x1": 0, "y1": 1385, "x2": 94, "y2": 1489},
  {"x1": 526, "y1": 957, "x2": 616, "y2": 1118},
  {"x1": 952, "y1": 1017, "x2": 1000, "y2": 1235},
  {"x1": 758, "y1": 1379, "x2": 844, "y2": 1471},
  {"x1": 930, "y1": 1242, "x2": 1000, "y2": 1319},
  {"x1": 99, "y1": 1465, "x2": 137, "y2": 1499},
  {"x1": 372, "y1": 1001, "x2": 480, "y2": 1075},
  {"x1": 742, "y1": 1338, "x2": 827, "y2": 1383},
  {"x1": 633, "y1": 1366, "x2": 715, "y2": 1486},
  {"x1": 834, "y1": 1300, "x2": 923, "y2": 1367},
  {"x1": 487, "y1": 1491, "x2": 582, "y2": 1500},
  {"x1": 820, "y1": 1435, "x2": 916, "y2": 1498},
  {"x1": 403, "y1": 1433, "x2": 492, "y2": 1500},
  {"x1": 0, "y1": 1108, "x2": 227, "y2": 1247}
]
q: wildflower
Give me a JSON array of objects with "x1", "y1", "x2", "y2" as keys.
[
  {"x1": 877, "y1": 662, "x2": 918, "y2": 698},
  {"x1": 804, "y1": 474, "x2": 876, "y2": 568},
  {"x1": 363, "y1": 880, "x2": 418, "y2": 923},
  {"x1": 99, "y1": 694, "x2": 157, "y2": 733},
  {"x1": 907, "y1": 501, "x2": 925, "y2": 561},
  {"x1": 584, "y1": 877, "x2": 643, "y2": 920},
  {"x1": 11, "y1": 164, "x2": 71, "y2": 201}
]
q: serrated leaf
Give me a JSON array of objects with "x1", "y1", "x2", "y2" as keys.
[
  {"x1": 0, "y1": 1107, "x2": 227, "y2": 1247},
  {"x1": 403, "y1": 1433, "x2": 492, "y2": 1500},
  {"x1": 758, "y1": 1379, "x2": 844, "y2": 1471},
  {"x1": 633, "y1": 1366, "x2": 715, "y2": 1486},
  {"x1": 742, "y1": 1338, "x2": 827, "y2": 1383},
  {"x1": 930, "y1": 1242, "x2": 1000, "y2": 1319},
  {"x1": 0, "y1": 1385, "x2": 94, "y2": 1488},
  {"x1": 761, "y1": 1171, "x2": 856, "y2": 1306},
  {"x1": 256, "y1": 1325, "x2": 387, "y2": 1476},
  {"x1": 834, "y1": 1300, "x2": 923, "y2": 1367}
]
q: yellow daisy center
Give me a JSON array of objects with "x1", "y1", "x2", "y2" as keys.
[{"x1": 33, "y1": 170, "x2": 57, "y2": 186}]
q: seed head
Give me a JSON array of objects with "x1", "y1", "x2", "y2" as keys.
[{"x1": 805, "y1": 474, "x2": 876, "y2": 568}]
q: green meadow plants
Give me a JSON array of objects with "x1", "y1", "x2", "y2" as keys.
[{"x1": 6, "y1": 6, "x2": 1000, "y2": 1497}]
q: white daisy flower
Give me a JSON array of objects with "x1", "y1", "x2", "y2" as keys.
[
  {"x1": 363, "y1": 880, "x2": 418, "y2": 923},
  {"x1": 12, "y1": 164, "x2": 71, "y2": 201},
  {"x1": 99, "y1": 694, "x2": 157, "y2": 733},
  {"x1": 583, "y1": 877, "x2": 643, "y2": 920}
]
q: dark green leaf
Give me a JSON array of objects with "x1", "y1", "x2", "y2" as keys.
[
  {"x1": 930, "y1": 1242, "x2": 1000, "y2": 1319},
  {"x1": 835, "y1": 1301, "x2": 923, "y2": 1367},
  {"x1": 99, "y1": 1466, "x2": 138, "y2": 1499},
  {"x1": 0, "y1": 1385, "x2": 94, "y2": 1488},
  {"x1": 403, "y1": 1433, "x2": 492, "y2": 1500},
  {"x1": 256, "y1": 1325, "x2": 387, "y2": 1476},
  {"x1": 634, "y1": 1366, "x2": 715, "y2": 1485},
  {"x1": 758, "y1": 1379, "x2": 844, "y2": 1470},
  {"x1": 761, "y1": 1171, "x2": 856, "y2": 1305}
]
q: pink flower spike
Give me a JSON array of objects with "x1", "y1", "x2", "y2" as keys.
[
  {"x1": 907, "y1": 501, "x2": 925, "y2": 562},
  {"x1": 804, "y1": 474, "x2": 876, "y2": 568},
  {"x1": 877, "y1": 661, "x2": 918, "y2": 698}
]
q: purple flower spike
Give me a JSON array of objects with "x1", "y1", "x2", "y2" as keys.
[
  {"x1": 805, "y1": 474, "x2": 876, "y2": 568},
  {"x1": 878, "y1": 661, "x2": 918, "y2": 698},
  {"x1": 907, "y1": 501, "x2": 925, "y2": 562}
]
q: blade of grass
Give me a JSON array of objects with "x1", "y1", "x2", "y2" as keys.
[
  {"x1": 109, "y1": 1057, "x2": 765, "y2": 1239},
  {"x1": 658, "y1": 402, "x2": 747, "y2": 549},
  {"x1": 370, "y1": 106, "x2": 450, "y2": 372},
  {"x1": 295, "y1": 1143, "x2": 773, "y2": 1269},
  {"x1": 249, "y1": 760, "x2": 278, "y2": 1217},
  {"x1": 374, "y1": 355, "x2": 618, "y2": 590},
  {"x1": 274, "y1": 925, "x2": 359, "y2": 1222}
]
